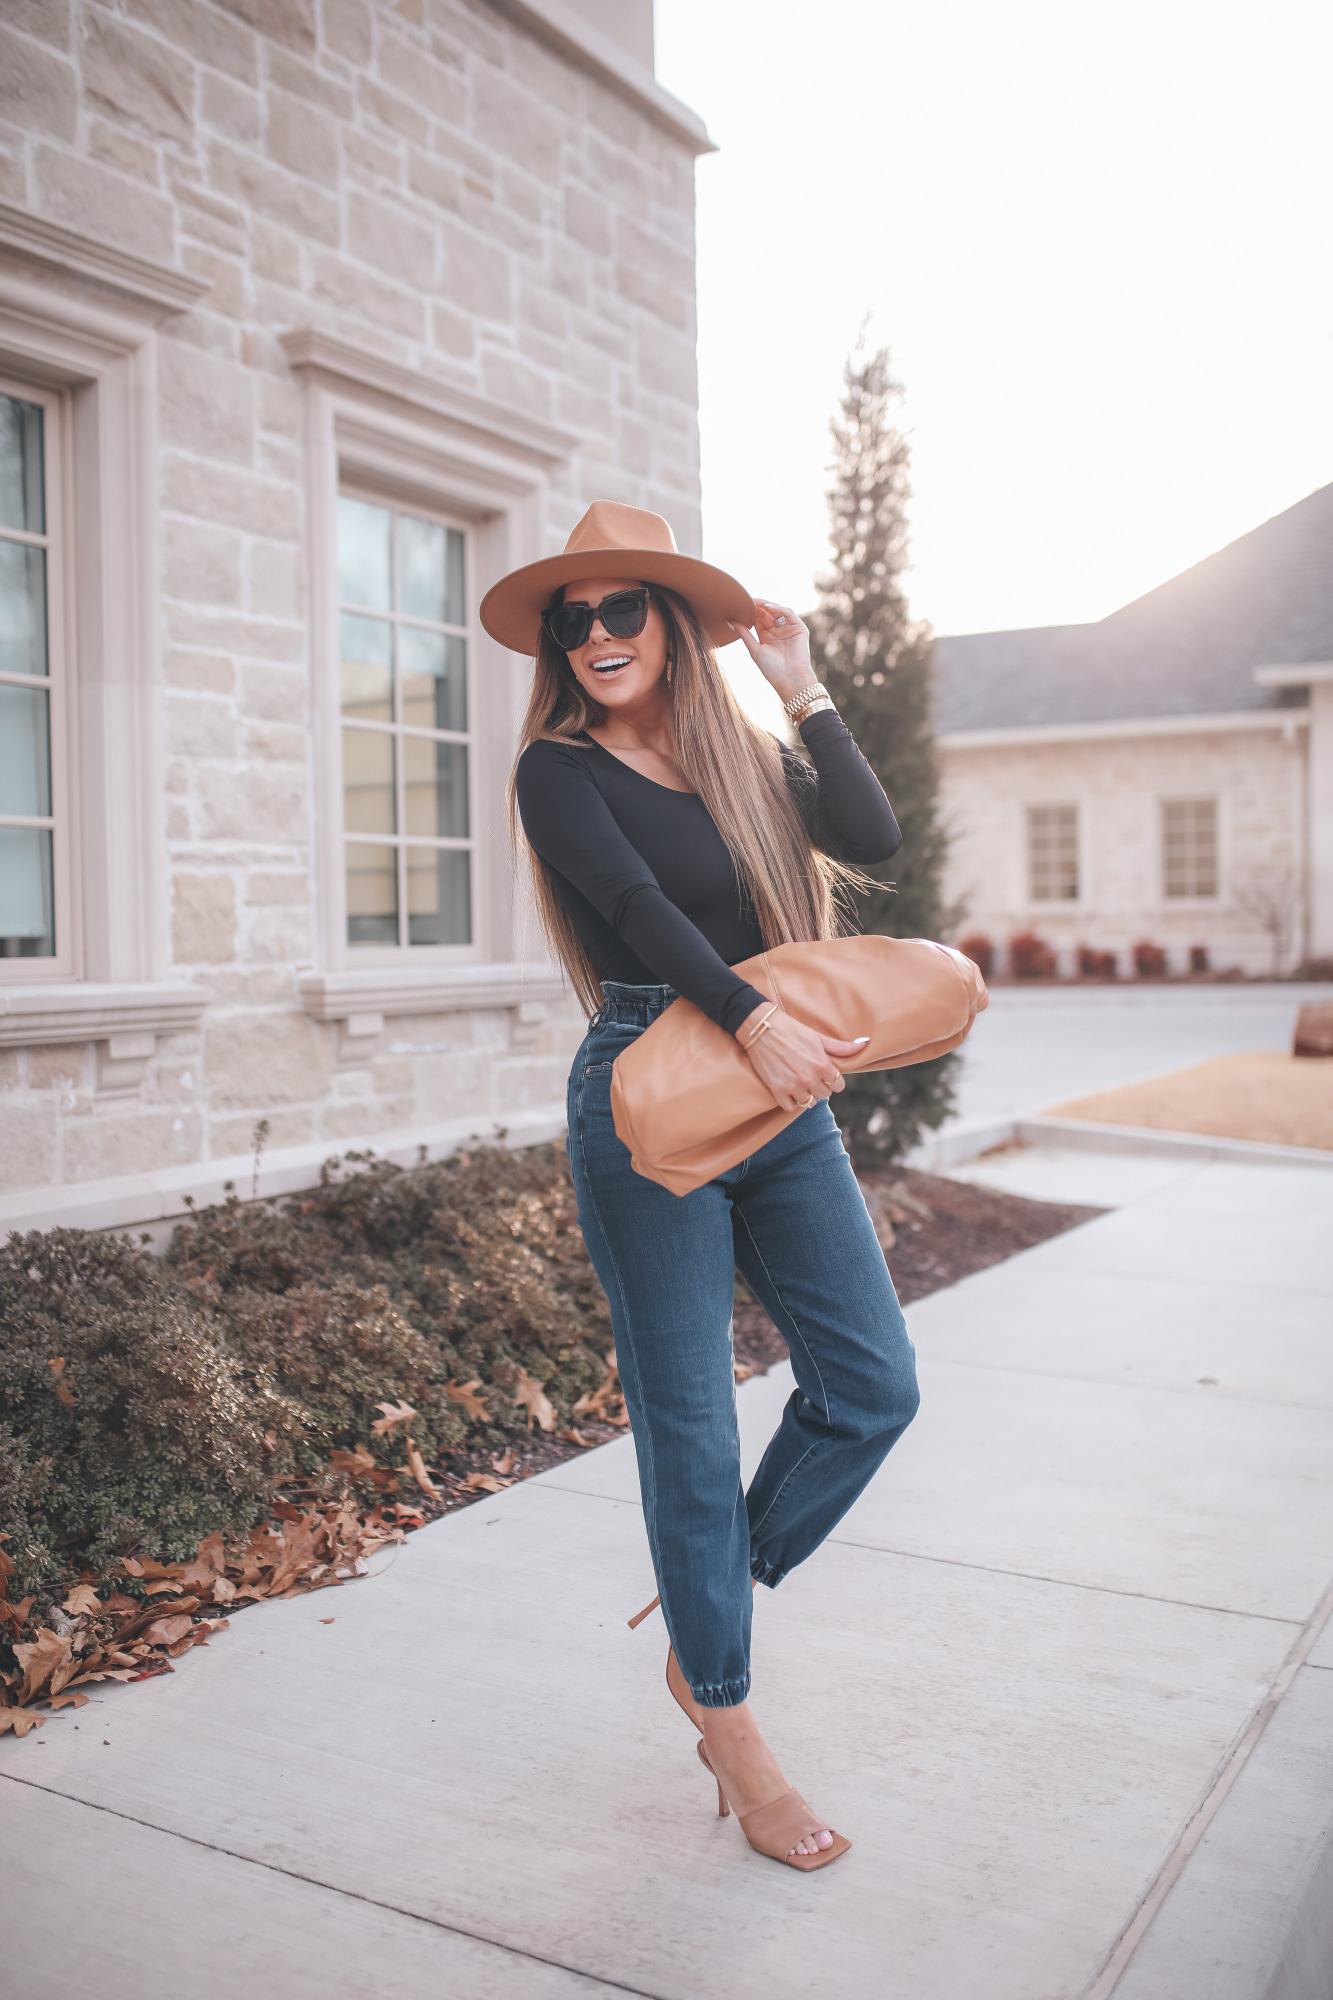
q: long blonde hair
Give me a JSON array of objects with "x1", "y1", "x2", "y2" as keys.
[{"x1": 509, "y1": 585, "x2": 860, "y2": 1014}]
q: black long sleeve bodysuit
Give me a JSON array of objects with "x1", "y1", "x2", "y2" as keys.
[{"x1": 515, "y1": 707, "x2": 903, "y2": 1035}]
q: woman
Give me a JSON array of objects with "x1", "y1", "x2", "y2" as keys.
[{"x1": 482, "y1": 502, "x2": 920, "y2": 1872}]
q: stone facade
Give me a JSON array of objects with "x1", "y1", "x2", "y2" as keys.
[
  {"x1": 0, "y1": 0, "x2": 709, "y2": 1228},
  {"x1": 939, "y1": 717, "x2": 1311, "y2": 978}
]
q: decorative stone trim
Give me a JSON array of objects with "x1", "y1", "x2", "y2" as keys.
[
  {"x1": 280, "y1": 329, "x2": 580, "y2": 468},
  {"x1": 488, "y1": 0, "x2": 716, "y2": 154},
  {"x1": 0, "y1": 199, "x2": 210, "y2": 320},
  {"x1": 298, "y1": 963, "x2": 566, "y2": 1027},
  {"x1": 0, "y1": 982, "x2": 211, "y2": 1050}
]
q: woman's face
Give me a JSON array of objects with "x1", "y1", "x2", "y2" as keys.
[{"x1": 559, "y1": 576, "x2": 670, "y2": 713}]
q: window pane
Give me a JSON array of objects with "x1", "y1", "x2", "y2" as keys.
[
  {"x1": 0, "y1": 395, "x2": 44, "y2": 534},
  {"x1": 398, "y1": 513, "x2": 447, "y2": 623},
  {"x1": 404, "y1": 736, "x2": 468, "y2": 838},
  {"x1": 0, "y1": 541, "x2": 49, "y2": 679},
  {"x1": 338, "y1": 495, "x2": 392, "y2": 611},
  {"x1": 342, "y1": 725, "x2": 396, "y2": 834},
  {"x1": 1162, "y1": 799, "x2": 1217, "y2": 897},
  {"x1": 340, "y1": 613, "x2": 393, "y2": 721},
  {"x1": 0, "y1": 826, "x2": 54, "y2": 955},
  {"x1": 407, "y1": 845, "x2": 470, "y2": 946},
  {"x1": 401, "y1": 626, "x2": 467, "y2": 733},
  {"x1": 1028, "y1": 805, "x2": 1078, "y2": 900},
  {"x1": 0, "y1": 682, "x2": 51, "y2": 817},
  {"x1": 346, "y1": 841, "x2": 399, "y2": 945}
]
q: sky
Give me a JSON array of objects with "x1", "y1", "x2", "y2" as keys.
[{"x1": 654, "y1": 1, "x2": 1333, "y2": 651}]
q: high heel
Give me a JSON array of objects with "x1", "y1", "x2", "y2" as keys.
[
  {"x1": 627, "y1": 1589, "x2": 848, "y2": 1864},
  {"x1": 697, "y1": 1736, "x2": 729, "y2": 1816}
]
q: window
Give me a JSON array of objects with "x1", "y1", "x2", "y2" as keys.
[
  {"x1": 0, "y1": 387, "x2": 60, "y2": 962},
  {"x1": 337, "y1": 493, "x2": 472, "y2": 950},
  {"x1": 1162, "y1": 798, "x2": 1217, "y2": 898},
  {"x1": 1027, "y1": 803, "x2": 1079, "y2": 901}
]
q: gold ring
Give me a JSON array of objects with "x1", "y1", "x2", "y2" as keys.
[{"x1": 800, "y1": 1092, "x2": 818, "y2": 1110}]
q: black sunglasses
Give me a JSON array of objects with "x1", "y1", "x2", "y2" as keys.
[{"x1": 542, "y1": 588, "x2": 650, "y2": 654}]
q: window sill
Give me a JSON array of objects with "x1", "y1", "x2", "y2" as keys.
[
  {"x1": 0, "y1": 981, "x2": 211, "y2": 1050},
  {"x1": 298, "y1": 962, "x2": 566, "y2": 1041}
]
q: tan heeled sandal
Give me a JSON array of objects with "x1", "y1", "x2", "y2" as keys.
[{"x1": 629, "y1": 1592, "x2": 852, "y2": 1868}]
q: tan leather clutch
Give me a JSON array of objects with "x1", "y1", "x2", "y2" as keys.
[{"x1": 609, "y1": 934, "x2": 988, "y2": 1196}]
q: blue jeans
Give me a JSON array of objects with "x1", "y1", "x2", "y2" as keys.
[{"x1": 567, "y1": 982, "x2": 920, "y2": 1708}]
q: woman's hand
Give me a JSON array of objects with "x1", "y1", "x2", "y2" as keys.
[
  {"x1": 736, "y1": 1002, "x2": 868, "y2": 1113},
  {"x1": 729, "y1": 600, "x2": 819, "y2": 707}
]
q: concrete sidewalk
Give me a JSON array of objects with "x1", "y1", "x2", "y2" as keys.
[{"x1": 4, "y1": 1150, "x2": 1332, "y2": 1999}]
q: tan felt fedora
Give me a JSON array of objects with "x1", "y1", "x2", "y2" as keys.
[{"x1": 478, "y1": 500, "x2": 754, "y2": 653}]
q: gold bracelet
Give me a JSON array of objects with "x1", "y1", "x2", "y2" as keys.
[
  {"x1": 793, "y1": 696, "x2": 835, "y2": 722},
  {"x1": 741, "y1": 1003, "x2": 778, "y2": 1048},
  {"x1": 782, "y1": 682, "x2": 829, "y2": 721}
]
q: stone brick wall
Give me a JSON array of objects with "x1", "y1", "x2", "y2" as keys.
[
  {"x1": 938, "y1": 723, "x2": 1309, "y2": 977},
  {"x1": 0, "y1": 0, "x2": 703, "y2": 1212}
]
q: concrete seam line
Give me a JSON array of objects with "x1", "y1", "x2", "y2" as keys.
[
  {"x1": 0, "y1": 1773, "x2": 668, "y2": 2000},
  {"x1": 1079, "y1": 1569, "x2": 1333, "y2": 2000},
  {"x1": 825, "y1": 1536, "x2": 1305, "y2": 1626}
]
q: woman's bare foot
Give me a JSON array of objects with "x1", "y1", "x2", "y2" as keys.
[{"x1": 699, "y1": 1703, "x2": 834, "y2": 1858}]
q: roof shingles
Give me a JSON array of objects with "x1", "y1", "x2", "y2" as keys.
[{"x1": 933, "y1": 481, "x2": 1333, "y2": 732}]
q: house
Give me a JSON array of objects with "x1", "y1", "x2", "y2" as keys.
[
  {"x1": 0, "y1": 0, "x2": 710, "y2": 1233},
  {"x1": 933, "y1": 483, "x2": 1333, "y2": 977}
]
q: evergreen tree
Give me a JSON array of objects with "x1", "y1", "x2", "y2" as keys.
[{"x1": 807, "y1": 345, "x2": 957, "y2": 1164}]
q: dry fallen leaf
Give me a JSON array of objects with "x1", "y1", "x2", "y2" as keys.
[
  {"x1": 445, "y1": 1376, "x2": 491, "y2": 1423},
  {"x1": 371, "y1": 1398, "x2": 417, "y2": 1436},
  {"x1": 319, "y1": 1618, "x2": 335, "y2": 1625},
  {"x1": 330, "y1": 1446, "x2": 376, "y2": 1478},
  {"x1": 13, "y1": 1628, "x2": 74, "y2": 1704},
  {"x1": 733, "y1": 1363, "x2": 756, "y2": 1383},
  {"x1": 491, "y1": 1450, "x2": 517, "y2": 1475},
  {"x1": 513, "y1": 1368, "x2": 557, "y2": 1434},
  {"x1": 0, "y1": 1710, "x2": 44, "y2": 1737},
  {"x1": 463, "y1": 1473, "x2": 511, "y2": 1493},
  {"x1": 404, "y1": 1438, "x2": 439, "y2": 1498},
  {"x1": 61, "y1": 1584, "x2": 102, "y2": 1618},
  {"x1": 45, "y1": 1690, "x2": 89, "y2": 1710},
  {"x1": 141, "y1": 1614, "x2": 193, "y2": 1649},
  {"x1": 558, "y1": 1427, "x2": 592, "y2": 1447},
  {"x1": 573, "y1": 1351, "x2": 629, "y2": 1426}
]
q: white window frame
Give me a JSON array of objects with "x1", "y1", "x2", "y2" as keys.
[
  {"x1": 336, "y1": 483, "x2": 479, "y2": 964},
  {"x1": 1158, "y1": 794, "x2": 1221, "y2": 904},
  {"x1": 0, "y1": 210, "x2": 211, "y2": 1060},
  {"x1": 0, "y1": 373, "x2": 74, "y2": 980},
  {"x1": 1024, "y1": 800, "x2": 1082, "y2": 907},
  {"x1": 283, "y1": 328, "x2": 580, "y2": 984}
]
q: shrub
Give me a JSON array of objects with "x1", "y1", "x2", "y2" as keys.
[
  {"x1": 1189, "y1": 945, "x2": 1211, "y2": 974},
  {"x1": 1133, "y1": 940, "x2": 1167, "y2": 977},
  {"x1": 0, "y1": 1229, "x2": 298, "y2": 1609},
  {"x1": 1077, "y1": 945, "x2": 1117, "y2": 978},
  {"x1": 1009, "y1": 931, "x2": 1056, "y2": 979},
  {"x1": 957, "y1": 934, "x2": 993, "y2": 979},
  {"x1": 0, "y1": 1145, "x2": 613, "y2": 1640}
]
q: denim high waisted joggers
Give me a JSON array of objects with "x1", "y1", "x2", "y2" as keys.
[{"x1": 567, "y1": 982, "x2": 921, "y2": 1709}]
